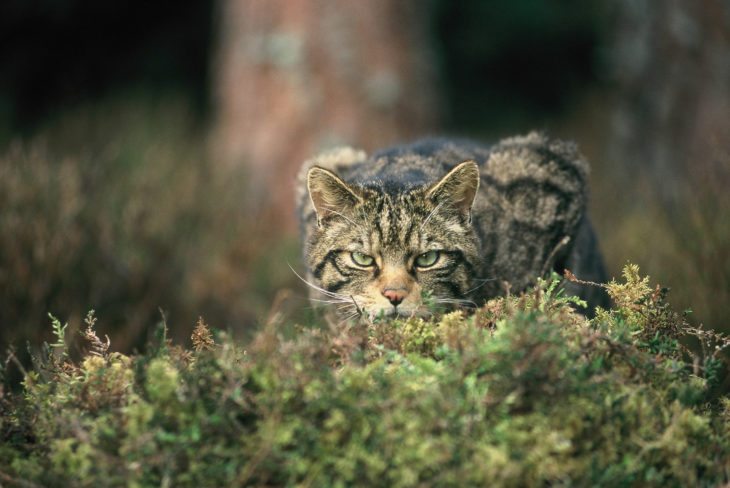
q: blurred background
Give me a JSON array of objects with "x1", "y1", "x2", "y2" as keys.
[{"x1": 1, "y1": 0, "x2": 728, "y2": 366}]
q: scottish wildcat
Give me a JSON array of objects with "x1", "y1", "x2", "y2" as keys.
[{"x1": 297, "y1": 132, "x2": 608, "y2": 319}]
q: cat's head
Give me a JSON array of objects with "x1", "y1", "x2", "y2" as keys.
[{"x1": 304, "y1": 161, "x2": 481, "y2": 319}]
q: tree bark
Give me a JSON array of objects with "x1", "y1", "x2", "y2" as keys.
[
  {"x1": 211, "y1": 0, "x2": 440, "y2": 231},
  {"x1": 608, "y1": 0, "x2": 730, "y2": 206}
]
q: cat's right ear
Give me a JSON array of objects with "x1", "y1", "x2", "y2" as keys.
[
  {"x1": 307, "y1": 167, "x2": 362, "y2": 226},
  {"x1": 427, "y1": 160, "x2": 480, "y2": 223}
]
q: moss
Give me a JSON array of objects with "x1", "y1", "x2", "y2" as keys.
[
  {"x1": 1, "y1": 265, "x2": 729, "y2": 486},
  {"x1": 145, "y1": 357, "x2": 180, "y2": 406}
]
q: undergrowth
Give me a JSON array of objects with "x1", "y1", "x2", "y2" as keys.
[
  {"x1": 1, "y1": 265, "x2": 729, "y2": 487},
  {"x1": 0, "y1": 94, "x2": 302, "y2": 361}
]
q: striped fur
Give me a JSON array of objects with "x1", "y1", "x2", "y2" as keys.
[{"x1": 297, "y1": 132, "x2": 608, "y2": 319}]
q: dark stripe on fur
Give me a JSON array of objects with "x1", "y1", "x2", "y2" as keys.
[{"x1": 313, "y1": 250, "x2": 340, "y2": 279}]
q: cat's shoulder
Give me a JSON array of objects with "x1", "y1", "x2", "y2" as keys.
[
  {"x1": 488, "y1": 131, "x2": 588, "y2": 172},
  {"x1": 371, "y1": 137, "x2": 491, "y2": 163},
  {"x1": 296, "y1": 132, "x2": 589, "y2": 194},
  {"x1": 483, "y1": 131, "x2": 589, "y2": 190}
]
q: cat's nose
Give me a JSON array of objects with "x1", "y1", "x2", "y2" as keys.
[{"x1": 382, "y1": 288, "x2": 407, "y2": 307}]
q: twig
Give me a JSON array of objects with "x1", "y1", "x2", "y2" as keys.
[
  {"x1": 265, "y1": 289, "x2": 292, "y2": 327},
  {"x1": 564, "y1": 269, "x2": 608, "y2": 289},
  {"x1": 349, "y1": 295, "x2": 363, "y2": 317},
  {"x1": 4, "y1": 348, "x2": 29, "y2": 379},
  {"x1": 541, "y1": 235, "x2": 571, "y2": 277}
]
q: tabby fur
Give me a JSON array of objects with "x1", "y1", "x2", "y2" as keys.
[{"x1": 297, "y1": 132, "x2": 608, "y2": 319}]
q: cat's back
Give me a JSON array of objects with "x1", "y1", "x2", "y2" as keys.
[
  {"x1": 336, "y1": 138, "x2": 492, "y2": 190},
  {"x1": 299, "y1": 132, "x2": 587, "y2": 190}
]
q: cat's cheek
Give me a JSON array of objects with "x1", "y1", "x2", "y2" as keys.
[{"x1": 399, "y1": 282, "x2": 424, "y2": 311}]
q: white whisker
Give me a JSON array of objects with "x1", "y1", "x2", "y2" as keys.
[
  {"x1": 435, "y1": 298, "x2": 478, "y2": 308},
  {"x1": 287, "y1": 263, "x2": 350, "y2": 300},
  {"x1": 464, "y1": 277, "x2": 497, "y2": 295},
  {"x1": 420, "y1": 202, "x2": 444, "y2": 229},
  {"x1": 323, "y1": 208, "x2": 363, "y2": 230},
  {"x1": 309, "y1": 297, "x2": 350, "y2": 305},
  {"x1": 337, "y1": 311, "x2": 361, "y2": 327}
]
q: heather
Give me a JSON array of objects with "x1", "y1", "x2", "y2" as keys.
[{"x1": 2, "y1": 266, "x2": 728, "y2": 486}]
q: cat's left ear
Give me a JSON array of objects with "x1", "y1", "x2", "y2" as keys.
[
  {"x1": 307, "y1": 166, "x2": 363, "y2": 226},
  {"x1": 427, "y1": 161, "x2": 480, "y2": 223}
]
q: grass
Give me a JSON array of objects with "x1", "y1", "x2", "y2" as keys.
[{"x1": 1, "y1": 266, "x2": 729, "y2": 486}]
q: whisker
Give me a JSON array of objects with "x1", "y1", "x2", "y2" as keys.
[
  {"x1": 420, "y1": 202, "x2": 444, "y2": 229},
  {"x1": 309, "y1": 297, "x2": 350, "y2": 305},
  {"x1": 323, "y1": 208, "x2": 363, "y2": 230},
  {"x1": 287, "y1": 263, "x2": 350, "y2": 300},
  {"x1": 337, "y1": 311, "x2": 360, "y2": 327},
  {"x1": 435, "y1": 298, "x2": 479, "y2": 308},
  {"x1": 464, "y1": 278, "x2": 497, "y2": 295}
]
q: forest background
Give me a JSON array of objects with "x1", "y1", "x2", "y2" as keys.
[{"x1": 1, "y1": 0, "x2": 728, "y2": 372}]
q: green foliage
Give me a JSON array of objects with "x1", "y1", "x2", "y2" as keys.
[
  {"x1": 1, "y1": 265, "x2": 729, "y2": 486},
  {"x1": 48, "y1": 312, "x2": 69, "y2": 359}
]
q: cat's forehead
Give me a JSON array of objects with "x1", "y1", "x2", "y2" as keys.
[
  {"x1": 361, "y1": 187, "x2": 427, "y2": 209},
  {"x1": 352, "y1": 191, "x2": 436, "y2": 253},
  {"x1": 360, "y1": 190, "x2": 428, "y2": 222}
]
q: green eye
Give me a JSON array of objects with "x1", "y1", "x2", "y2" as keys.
[
  {"x1": 351, "y1": 251, "x2": 375, "y2": 267},
  {"x1": 415, "y1": 250, "x2": 439, "y2": 268}
]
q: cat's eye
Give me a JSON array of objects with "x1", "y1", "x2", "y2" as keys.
[
  {"x1": 415, "y1": 250, "x2": 440, "y2": 268},
  {"x1": 351, "y1": 251, "x2": 375, "y2": 267}
]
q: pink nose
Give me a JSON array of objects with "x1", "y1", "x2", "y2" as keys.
[{"x1": 382, "y1": 288, "x2": 407, "y2": 307}]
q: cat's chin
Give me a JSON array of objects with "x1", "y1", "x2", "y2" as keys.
[
  {"x1": 326, "y1": 306, "x2": 432, "y2": 323},
  {"x1": 364, "y1": 307, "x2": 431, "y2": 321}
]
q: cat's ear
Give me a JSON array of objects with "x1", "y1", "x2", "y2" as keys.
[
  {"x1": 427, "y1": 161, "x2": 480, "y2": 223},
  {"x1": 307, "y1": 166, "x2": 362, "y2": 226}
]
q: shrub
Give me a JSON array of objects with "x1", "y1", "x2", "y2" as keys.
[{"x1": 1, "y1": 265, "x2": 728, "y2": 486}]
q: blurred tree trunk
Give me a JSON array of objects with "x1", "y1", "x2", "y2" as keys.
[
  {"x1": 211, "y1": 0, "x2": 440, "y2": 232},
  {"x1": 608, "y1": 0, "x2": 730, "y2": 207}
]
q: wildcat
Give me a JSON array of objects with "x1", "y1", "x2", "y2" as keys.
[{"x1": 297, "y1": 132, "x2": 608, "y2": 320}]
